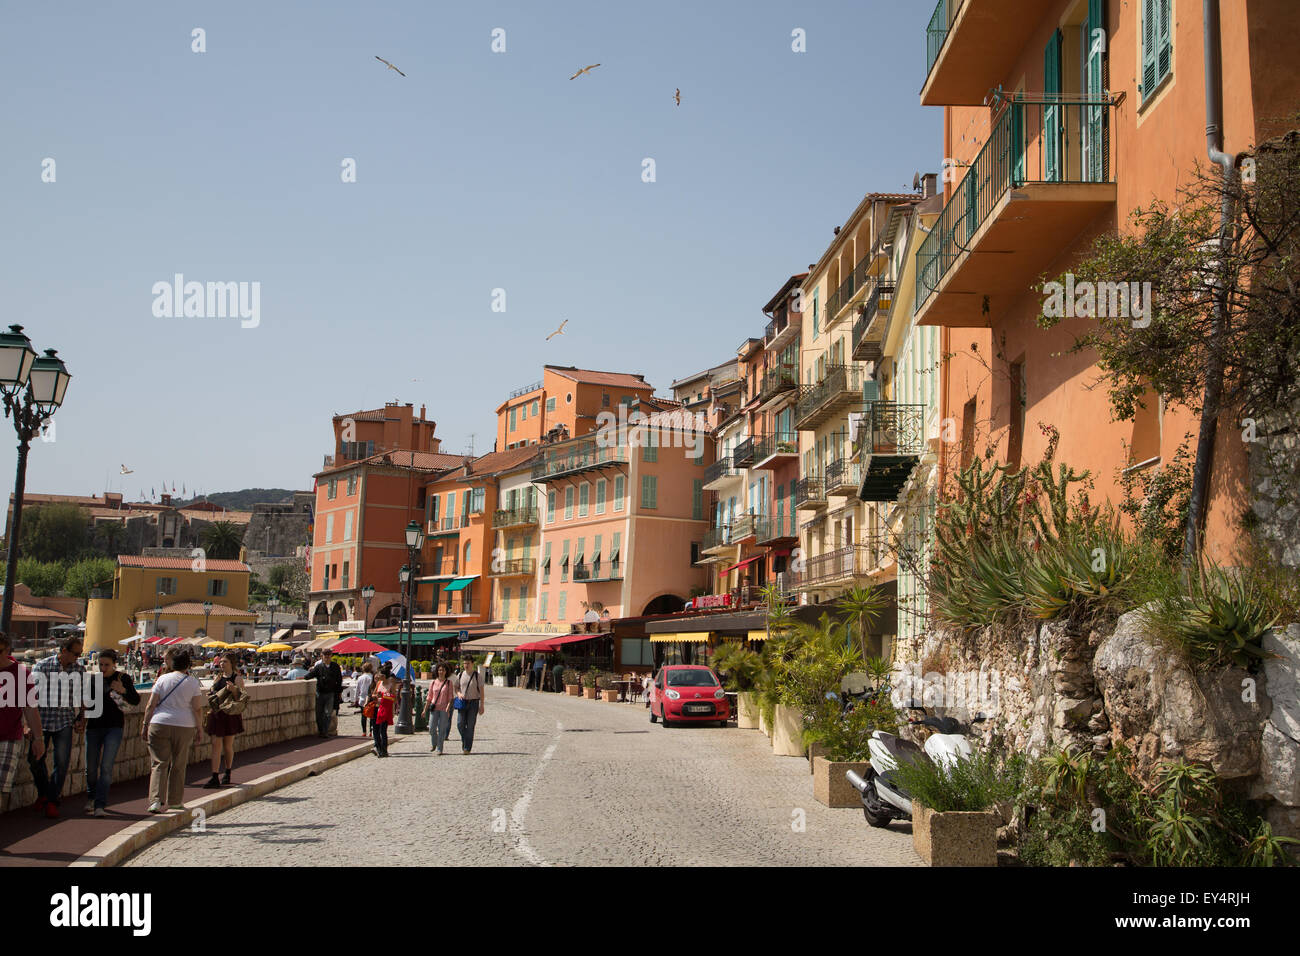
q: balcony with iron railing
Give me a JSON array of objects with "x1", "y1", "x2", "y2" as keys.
[
  {"x1": 794, "y1": 476, "x2": 827, "y2": 511},
  {"x1": 702, "y1": 525, "x2": 732, "y2": 554},
  {"x1": 703, "y1": 456, "x2": 740, "y2": 490},
  {"x1": 914, "y1": 95, "x2": 1118, "y2": 328},
  {"x1": 765, "y1": 308, "x2": 800, "y2": 351},
  {"x1": 856, "y1": 402, "x2": 927, "y2": 502},
  {"x1": 532, "y1": 436, "x2": 630, "y2": 481},
  {"x1": 851, "y1": 280, "x2": 896, "y2": 363},
  {"x1": 578, "y1": 560, "x2": 622, "y2": 582},
  {"x1": 826, "y1": 254, "x2": 875, "y2": 327},
  {"x1": 797, "y1": 539, "x2": 894, "y2": 588},
  {"x1": 922, "y1": 0, "x2": 1046, "y2": 107},
  {"x1": 824, "y1": 458, "x2": 861, "y2": 497},
  {"x1": 493, "y1": 506, "x2": 539, "y2": 528},
  {"x1": 733, "y1": 437, "x2": 755, "y2": 467},
  {"x1": 758, "y1": 364, "x2": 799, "y2": 406},
  {"x1": 427, "y1": 514, "x2": 471, "y2": 536},
  {"x1": 750, "y1": 431, "x2": 799, "y2": 471},
  {"x1": 490, "y1": 558, "x2": 537, "y2": 577},
  {"x1": 756, "y1": 514, "x2": 798, "y2": 544},
  {"x1": 730, "y1": 512, "x2": 760, "y2": 542},
  {"x1": 794, "y1": 365, "x2": 865, "y2": 431}
]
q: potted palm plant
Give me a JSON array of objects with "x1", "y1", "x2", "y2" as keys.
[
  {"x1": 712, "y1": 641, "x2": 762, "y2": 728},
  {"x1": 581, "y1": 670, "x2": 599, "y2": 699}
]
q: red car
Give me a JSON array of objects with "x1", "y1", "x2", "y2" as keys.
[{"x1": 649, "y1": 665, "x2": 731, "y2": 727}]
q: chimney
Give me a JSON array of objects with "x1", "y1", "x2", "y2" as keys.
[
  {"x1": 419, "y1": 404, "x2": 426, "y2": 419},
  {"x1": 922, "y1": 173, "x2": 939, "y2": 199}
]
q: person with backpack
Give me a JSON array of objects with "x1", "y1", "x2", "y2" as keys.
[{"x1": 453, "y1": 655, "x2": 486, "y2": 754}]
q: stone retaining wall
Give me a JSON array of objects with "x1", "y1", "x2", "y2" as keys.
[{"x1": 5, "y1": 680, "x2": 319, "y2": 810}]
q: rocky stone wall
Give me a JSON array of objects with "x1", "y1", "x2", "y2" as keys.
[
  {"x1": 4, "y1": 680, "x2": 318, "y2": 811},
  {"x1": 890, "y1": 612, "x2": 1300, "y2": 837}
]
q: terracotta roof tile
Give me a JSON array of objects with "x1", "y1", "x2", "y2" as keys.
[
  {"x1": 545, "y1": 366, "x2": 654, "y2": 390},
  {"x1": 145, "y1": 601, "x2": 255, "y2": 618},
  {"x1": 11, "y1": 603, "x2": 76, "y2": 622},
  {"x1": 117, "y1": 555, "x2": 250, "y2": 572}
]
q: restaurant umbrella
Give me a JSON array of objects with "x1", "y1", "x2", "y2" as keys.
[
  {"x1": 201, "y1": 640, "x2": 229, "y2": 649},
  {"x1": 330, "y1": 635, "x2": 386, "y2": 655},
  {"x1": 256, "y1": 643, "x2": 294, "y2": 653},
  {"x1": 375, "y1": 649, "x2": 409, "y2": 680}
]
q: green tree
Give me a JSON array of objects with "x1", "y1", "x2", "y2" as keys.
[
  {"x1": 267, "y1": 562, "x2": 309, "y2": 610},
  {"x1": 16, "y1": 558, "x2": 68, "y2": 596},
  {"x1": 95, "y1": 519, "x2": 127, "y2": 556},
  {"x1": 1039, "y1": 131, "x2": 1300, "y2": 562},
  {"x1": 64, "y1": 557, "x2": 118, "y2": 599},
  {"x1": 200, "y1": 520, "x2": 244, "y2": 560},
  {"x1": 18, "y1": 503, "x2": 91, "y2": 563}
]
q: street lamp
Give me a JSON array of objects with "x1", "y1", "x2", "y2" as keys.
[
  {"x1": 203, "y1": 600, "x2": 213, "y2": 642},
  {"x1": 361, "y1": 584, "x2": 375, "y2": 640},
  {"x1": 395, "y1": 520, "x2": 424, "y2": 734},
  {"x1": 0, "y1": 328, "x2": 70, "y2": 633},
  {"x1": 267, "y1": 595, "x2": 280, "y2": 642}
]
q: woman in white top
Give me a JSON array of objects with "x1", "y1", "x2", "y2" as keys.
[
  {"x1": 140, "y1": 650, "x2": 205, "y2": 813},
  {"x1": 354, "y1": 663, "x2": 375, "y2": 735}
]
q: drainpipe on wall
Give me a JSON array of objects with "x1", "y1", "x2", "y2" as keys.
[{"x1": 1183, "y1": 0, "x2": 1249, "y2": 564}]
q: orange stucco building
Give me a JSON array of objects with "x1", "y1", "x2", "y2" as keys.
[
  {"x1": 496, "y1": 366, "x2": 655, "y2": 450},
  {"x1": 917, "y1": 0, "x2": 1300, "y2": 560}
]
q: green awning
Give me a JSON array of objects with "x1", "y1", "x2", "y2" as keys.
[
  {"x1": 375, "y1": 632, "x2": 459, "y2": 646},
  {"x1": 442, "y1": 577, "x2": 475, "y2": 592}
]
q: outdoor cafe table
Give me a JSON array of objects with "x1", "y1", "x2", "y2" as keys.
[{"x1": 614, "y1": 679, "x2": 639, "y2": 703}]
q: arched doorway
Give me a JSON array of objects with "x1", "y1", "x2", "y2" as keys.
[
  {"x1": 329, "y1": 602, "x2": 347, "y2": 625},
  {"x1": 312, "y1": 602, "x2": 330, "y2": 625},
  {"x1": 373, "y1": 603, "x2": 403, "y2": 629}
]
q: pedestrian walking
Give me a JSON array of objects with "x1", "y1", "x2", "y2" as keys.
[
  {"x1": 422, "y1": 662, "x2": 454, "y2": 754},
  {"x1": 31, "y1": 635, "x2": 87, "y2": 819},
  {"x1": 368, "y1": 663, "x2": 397, "y2": 757},
  {"x1": 303, "y1": 649, "x2": 343, "y2": 738},
  {"x1": 355, "y1": 662, "x2": 374, "y2": 735},
  {"x1": 453, "y1": 655, "x2": 485, "y2": 754},
  {"x1": 0, "y1": 633, "x2": 44, "y2": 815},
  {"x1": 140, "y1": 650, "x2": 205, "y2": 813},
  {"x1": 84, "y1": 649, "x2": 139, "y2": 816},
  {"x1": 203, "y1": 652, "x2": 245, "y2": 788},
  {"x1": 532, "y1": 653, "x2": 547, "y2": 691}
]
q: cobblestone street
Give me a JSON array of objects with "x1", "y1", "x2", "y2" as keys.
[{"x1": 125, "y1": 687, "x2": 919, "y2": 866}]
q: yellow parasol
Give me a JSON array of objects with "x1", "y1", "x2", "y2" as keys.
[
  {"x1": 226, "y1": 642, "x2": 258, "y2": 649},
  {"x1": 257, "y1": 643, "x2": 294, "y2": 653},
  {"x1": 201, "y1": 640, "x2": 230, "y2": 649}
]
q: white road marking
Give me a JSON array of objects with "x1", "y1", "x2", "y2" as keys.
[{"x1": 508, "y1": 719, "x2": 562, "y2": 866}]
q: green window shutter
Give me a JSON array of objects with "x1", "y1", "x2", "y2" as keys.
[
  {"x1": 539, "y1": 591, "x2": 548, "y2": 620},
  {"x1": 643, "y1": 434, "x2": 657, "y2": 462},
  {"x1": 518, "y1": 584, "x2": 527, "y2": 620},
  {"x1": 641, "y1": 475, "x2": 657, "y2": 509},
  {"x1": 1085, "y1": 1, "x2": 1105, "y2": 182},
  {"x1": 596, "y1": 479, "x2": 607, "y2": 513},
  {"x1": 558, "y1": 591, "x2": 567, "y2": 620},
  {"x1": 579, "y1": 483, "x2": 589, "y2": 516},
  {"x1": 614, "y1": 475, "x2": 625, "y2": 511},
  {"x1": 502, "y1": 587, "x2": 511, "y2": 621},
  {"x1": 564, "y1": 487, "x2": 574, "y2": 519},
  {"x1": 1141, "y1": 0, "x2": 1158, "y2": 99},
  {"x1": 692, "y1": 479, "x2": 703, "y2": 520},
  {"x1": 1044, "y1": 31, "x2": 1062, "y2": 182},
  {"x1": 547, "y1": 490, "x2": 555, "y2": 522},
  {"x1": 1157, "y1": 0, "x2": 1172, "y2": 86},
  {"x1": 812, "y1": 289, "x2": 820, "y2": 335},
  {"x1": 510, "y1": 407, "x2": 517, "y2": 430}
]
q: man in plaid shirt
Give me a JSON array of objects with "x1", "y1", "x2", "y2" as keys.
[
  {"x1": 0, "y1": 632, "x2": 44, "y2": 813},
  {"x1": 30, "y1": 635, "x2": 86, "y2": 818}
]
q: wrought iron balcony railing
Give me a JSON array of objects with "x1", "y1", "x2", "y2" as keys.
[
  {"x1": 857, "y1": 402, "x2": 927, "y2": 458},
  {"x1": 925, "y1": 0, "x2": 955, "y2": 80},
  {"x1": 703, "y1": 456, "x2": 737, "y2": 486},
  {"x1": 794, "y1": 476, "x2": 826, "y2": 509},
  {"x1": 851, "y1": 280, "x2": 896, "y2": 363},
  {"x1": 758, "y1": 364, "x2": 799, "y2": 404},
  {"x1": 702, "y1": 525, "x2": 731, "y2": 552},
  {"x1": 794, "y1": 365, "x2": 864, "y2": 430},
  {"x1": 826, "y1": 253, "x2": 875, "y2": 324},
  {"x1": 532, "y1": 437, "x2": 629, "y2": 480},
  {"x1": 756, "y1": 514, "x2": 798, "y2": 543},
  {"x1": 824, "y1": 458, "x2": 861, "y2": 495},
  {"x1": 733, "y1": 438, "x2": 755, "y2": 467},
  {"x1": 493, "y1": 506, "x2": 539, "y2": 528},
  {"x1": 751, "y1": 431, "x2": 799, "y2": 467},
  {"x1": 491, "y1": 558, "x2": 536, "y2": 577},
  {"x1": 730, "y1": 512, "x2": 760, "y2": 541},
  {"x1": 915, "y1": 95, "x2": 1117, "y2": 315}
]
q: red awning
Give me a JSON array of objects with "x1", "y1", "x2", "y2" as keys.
[
  {"x1": 143, "y1": 636, "x2": 169, "y2": 645},
  {"x1": 720, "y1": 555, "x2": 762, "y2": 574},
  {"x1": 516, "y1": 632, "x2": 607, "y2": 653}
]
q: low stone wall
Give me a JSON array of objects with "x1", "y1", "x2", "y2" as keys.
[
  {"x1": 890, "y1": 612, "x2": 1300, "y2": 837},
  {"x1": 5, "y1": 680, "x2": 319, "y2": 811}
]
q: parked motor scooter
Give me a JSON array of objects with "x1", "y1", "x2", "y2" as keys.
[{"x1": 845, "y1": 707, "x2": 986, "y2": 828}]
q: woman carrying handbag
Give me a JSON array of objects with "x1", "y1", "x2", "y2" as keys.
[
  {"x1": 368, "y1": 663, "x2": 398, "y2": 757},
  {"x1": 204, "y1": 652, "x2": 246, "y2": 788},
  {"x1": 422, "y1": 662, "x2": 455, "y2": 755}
]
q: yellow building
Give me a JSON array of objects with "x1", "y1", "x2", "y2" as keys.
[{"x1": 85, "y1": 556, "x2": 257, "y2": 652}]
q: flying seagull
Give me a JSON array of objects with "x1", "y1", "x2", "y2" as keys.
[
  {"x1": 375, "y1": 56, "x2": 406, "y2": 77},
  {"x1": 674, "y1": 88, "x2": 681, "y2": 106},
  {"x1": 569, "y1": 63, "x2": 601, "y2": 80},
  {"x1": 546, "y1": 319, "x2": 568, "y2": 341},
  {"x1": 120, "y1": 464, "x2": 133, "y2": 475}
]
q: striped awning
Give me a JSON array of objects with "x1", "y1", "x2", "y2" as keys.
[{"x1": 649, "y1": 631, "x2": 710, "y2": 643}]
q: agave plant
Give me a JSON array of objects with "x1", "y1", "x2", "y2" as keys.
[
  {"x1": 1154, "y1": 563, "x2": 1278, "y2": 668},
  {"x1": 1023, "y1": 521, "x2": 1134, "y2": 621}
]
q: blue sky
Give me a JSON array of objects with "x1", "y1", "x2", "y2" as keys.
[{"x1": 0, "y1": 0, "x2": 940, "y2": 498}]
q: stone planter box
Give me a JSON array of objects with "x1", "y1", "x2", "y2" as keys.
[
  {"x1": 807, "y1": 740, "x2": 828, "y2": 774},
  {"x1": 771, "y1": 704, "x2": 804, "y2": 757},
  {"x1": 759, "y1": 707, "x2": 772, "y2": 738},
  {"x1": 911, "y1": 803, "x2": 999, "y2": 867},
  {"x1": 812, "y1": 756, "x2": 871, "y2": 807},
  {"x1": 736, "y1": 692, "x2": 759, "y2": 729},
  {"x1": 565, "y1": 684, "x2": 582, "y2": 696},
  {"x1": 583, "y1": 686, "x2": 599, "y2": 699},
  {"x1": 600, "y1": 689, "x2": 619, "y2": 702}
]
